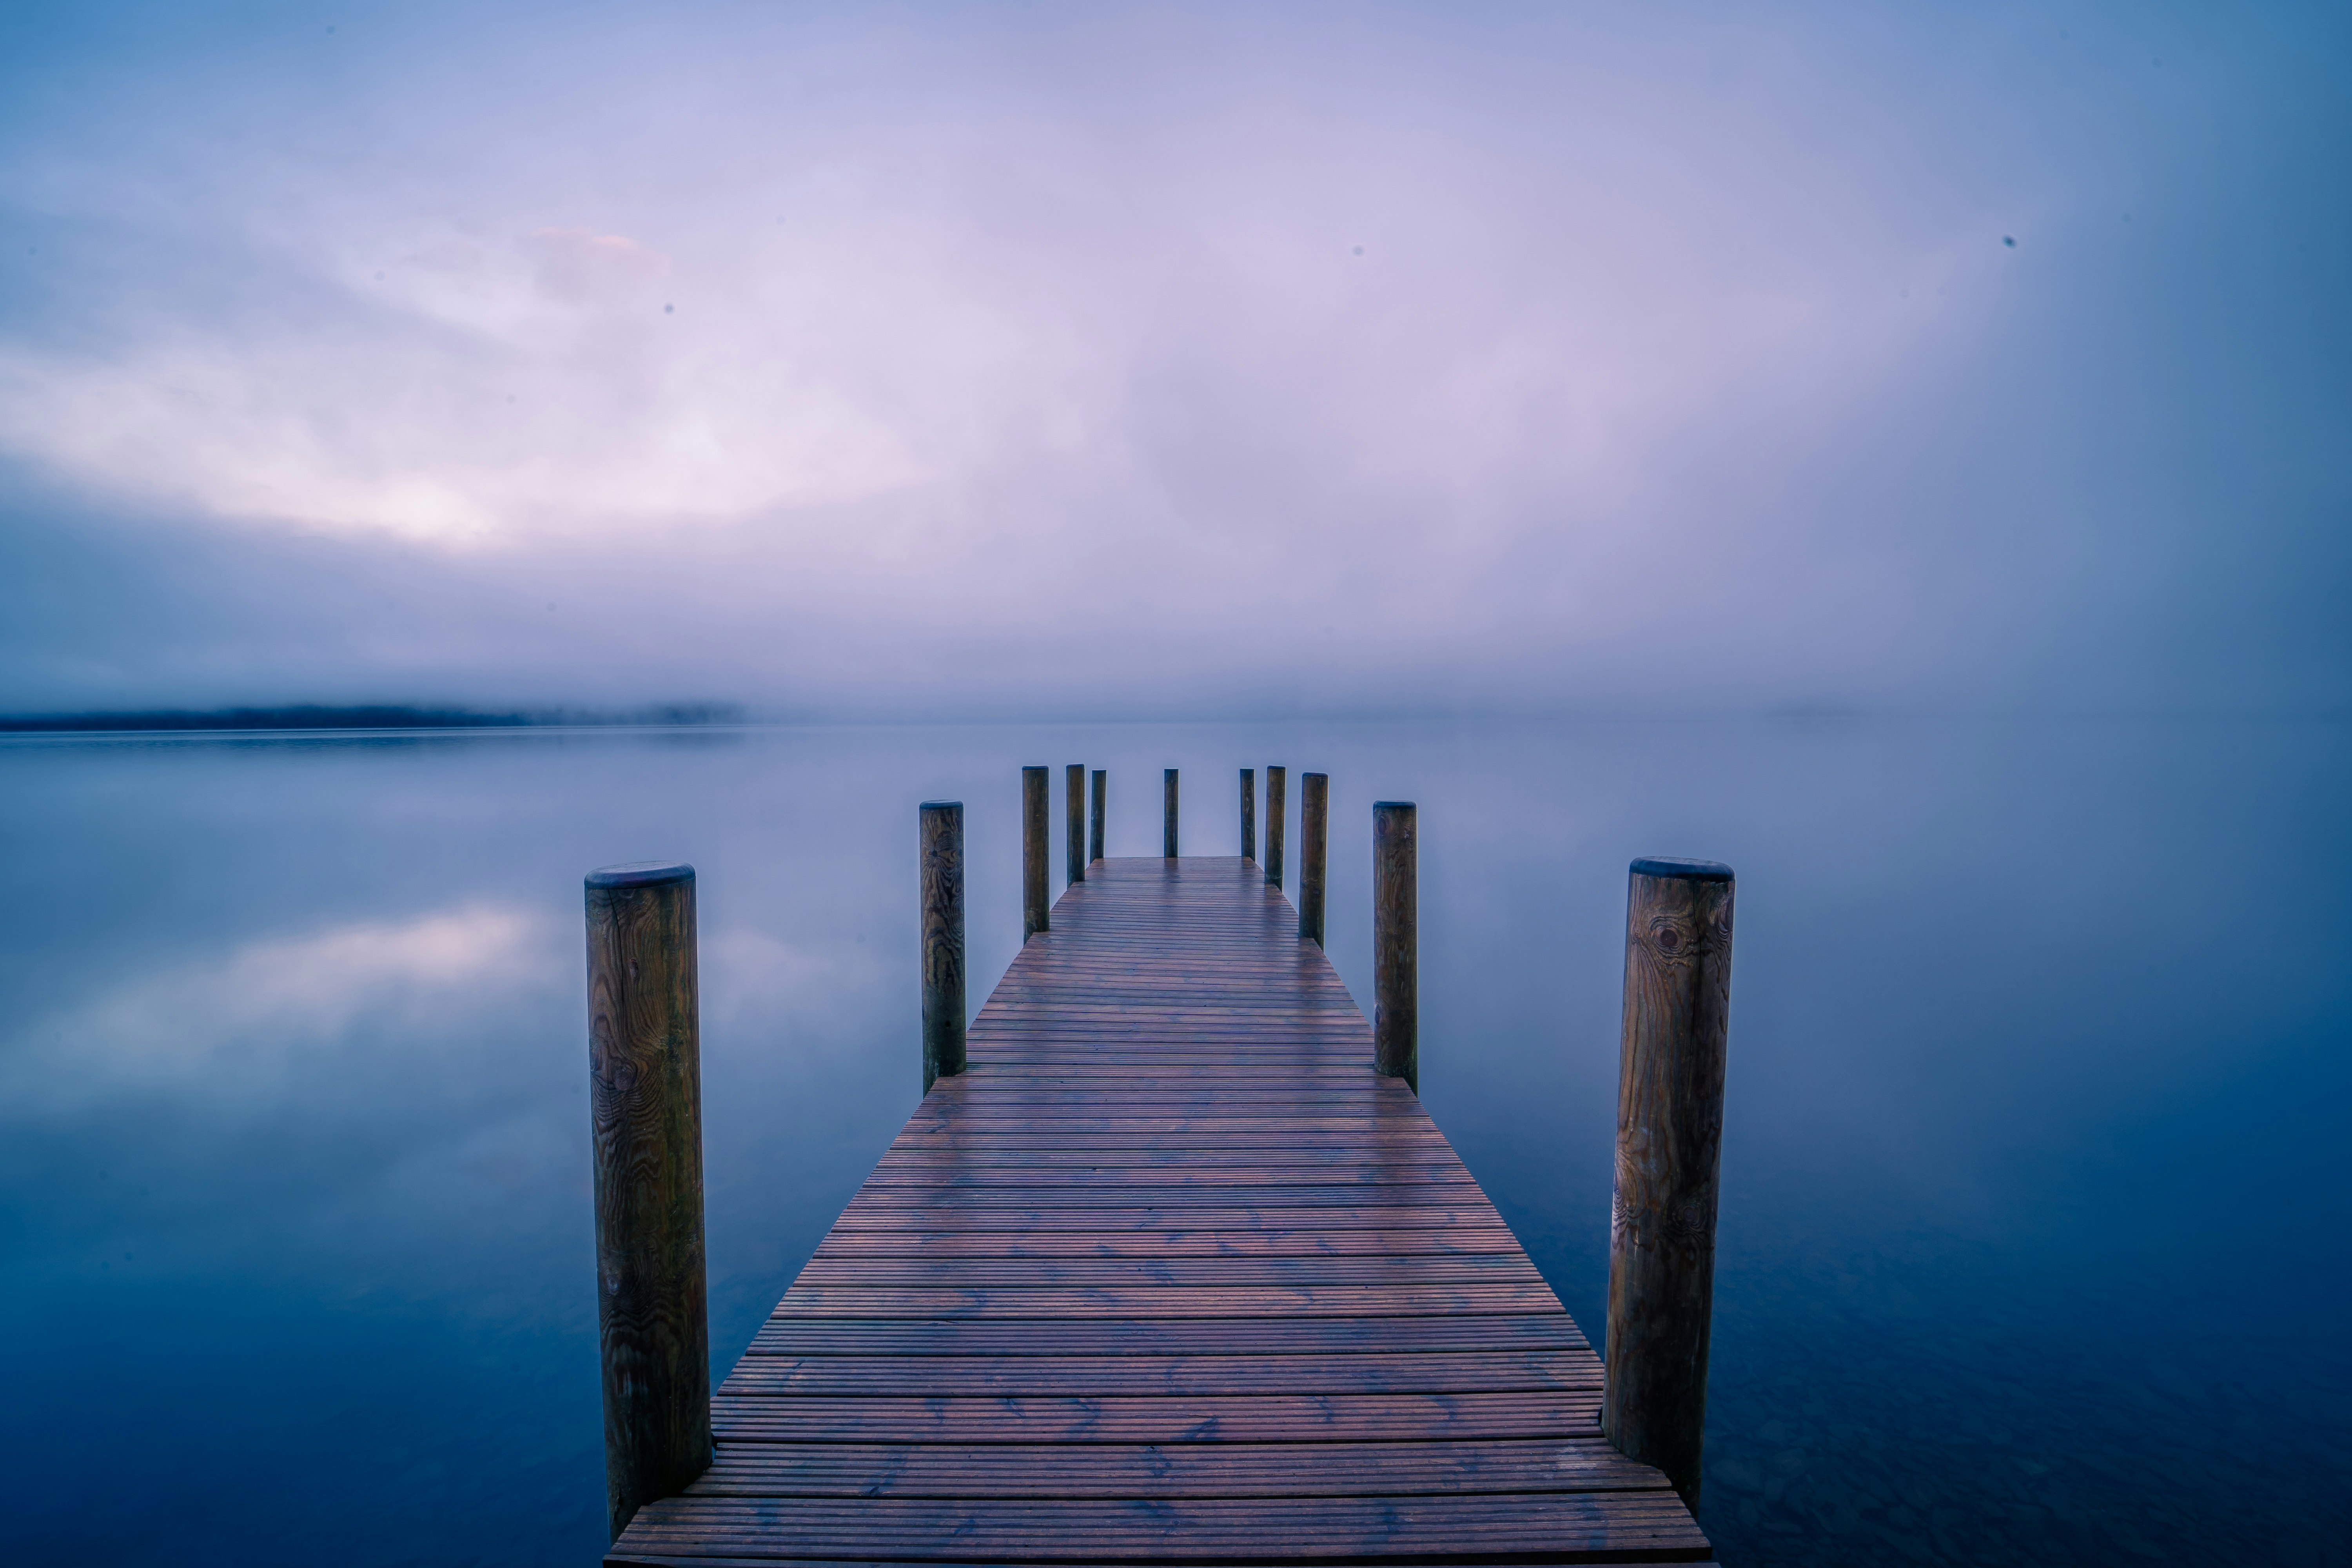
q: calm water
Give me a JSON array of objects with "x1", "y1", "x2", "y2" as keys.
[{"x1": 2, "y1": 718, "x2": 2346, "y2": 1565}]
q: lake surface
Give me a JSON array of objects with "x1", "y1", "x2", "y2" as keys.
[{"x1": 1, "y1": 717, "x2": 2345, "y2": 1566}]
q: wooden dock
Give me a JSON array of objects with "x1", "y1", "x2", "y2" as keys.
[{"x1": 607, "y1": 855, "x2": 1713, "y2": 1566}]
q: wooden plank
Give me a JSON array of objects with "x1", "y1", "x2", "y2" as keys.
[
  {"x1": 688, "y1": 1437, "x2": 1661, "y2": 1496},
  {"x1": 865, "y1": 1149, "x2": 1476, "y2": 1168},
  {"x1": 718, "y1": 1351, "x2": 1599, "y2": 1397},
  {"x1": 787, "y1": 1256, "x2": 1549, "y2": 1288},
  {"x1": 744, "y1": 1314, "x2": 1590, "y2": 1357},
  {"x1": 810, "y1": 1229, "x2": 1524, "y2": 1257},
  {"x1": 818, "y1": 1207, "x2": 1515, "y2": 1231},
  {"x1": 709, "y1": 1391, "x2": 1602, "y2": 1442},
  {"x1": 827, "y1": 1189, "x2": 1496, "y2": 1209},
  {"x1": 610, "y1": 855, "x2": 1704, "y2": 1568},
  {"x1": 614, "y1": 1494, "x2": 1710, "y2": 1561},
  {"x1": 769, "y1": 1284, "x2": 1566, "y2": 1318},
  {"x1": 613, "y1": 1558, "x2": 1717, "y2": 1568}
]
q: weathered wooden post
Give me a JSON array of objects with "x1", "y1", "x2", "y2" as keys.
[
  {"x1": 1164, "y1": 768, "x2": 1180, "y2": 858},
  {"x1": 1602, "y1": 857, "x2": 1736, "y2": 1511},
  {"x1": 1372, "y1": 802, "x2": 1416, "y2": 1091},
  {"x1": 1089, "y1": 769, "x2": 1106, "y2": 864},
  {"x1": 1240, "y1": 768, "x2": 1256, "y2": 860},
  {"x1": 1066, "y1": 764, "x2": 1086, "y2": 886},
  {"x1": 584, "y1": 861, "x2": 711, "y2": 1542},
  {"x1": 1298, "y1": 771, "x2": 1328, "y2": 945},
  {"x1": 1265, "y1": 766, "x2": 1287, "y2": 890},
  {"x1": 1022, "y1": 766, "x2": 1049, "y2": 939},
  {"x1": 920, "y1": 802, "x2": 966, "y2": 1092}
]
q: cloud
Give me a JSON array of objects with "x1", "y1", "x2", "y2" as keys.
[
  {"x1": 0, "y1": 2, "x2": 2342, "y2": 714},
  {"x1": 0, "y1": 203, "x2": 929, "y2": 546},
  {"x1": 520, "y1": 226, "x2": 668, "y2": 305},
  {"x1": 0, "y1": 7, "x2": 2001, "y2": 564}
]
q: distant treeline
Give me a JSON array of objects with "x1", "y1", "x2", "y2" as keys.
[{"x1": 0, "y1": 702, "x2": 747, "y2": 733}]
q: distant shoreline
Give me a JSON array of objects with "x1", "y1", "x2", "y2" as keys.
[{"x1": 0, "y1": 703, "x2": 746, "y2": 733}]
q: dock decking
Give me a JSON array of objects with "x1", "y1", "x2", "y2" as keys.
[{"x1": 609, "y1": 856, "x2": 1713, "y2": 1566}]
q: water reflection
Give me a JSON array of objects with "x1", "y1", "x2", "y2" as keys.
[
  {"x1": 12, "y1": 904, "x2": 546, "y2": 1106},
  {"x1": 0, "y1": 719, "x2": 2344, "y2": 1564}
]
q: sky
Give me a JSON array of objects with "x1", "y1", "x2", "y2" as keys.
[{"x1": 0, "y1": 1, "x2": 2344, "y2": 719}]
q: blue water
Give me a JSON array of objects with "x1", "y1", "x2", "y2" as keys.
[{"x1": 1, "y1": 719, "x2": 2345, "y2": 1564}]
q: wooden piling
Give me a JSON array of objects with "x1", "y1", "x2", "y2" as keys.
[
  {"x1": 1298, "y1": 771, "x2": 1328, "y2": 946},
  {"x1": 1022, "y1": 766, "x2": 1049, "y2": 939},
  {"x1": 1065, "y1": 764, "x2": 1086, "y2": 886},
  {"x1": 1372, "y1": 801, "x2": 1417, "y2": 1091},
  {"x1": 1089, "y1": 769, "x2": 1106, "y2": 864},
  {"x1": 1240, "y1": 768, "x2": 1256, "y2": 861},
  {"x1": 1163, "y1": 768, "x2": 1179, "y2": 858},
  {"x1": 1602, "y1": 857, "x2": 1736, "y2": 1511},
  {"x1": 919, "y1": 803, "x2": 966, "y2": 1092},
  {"x1": 1265, "y1": 766, "x2": 1287, "y2": 890},
  {"x1": 583, "y1": 861, "x2": 711, "y2": 1541}
]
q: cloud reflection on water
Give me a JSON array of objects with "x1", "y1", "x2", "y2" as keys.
[{"x1": 11, "y1": 903, "x2": 549, "y2": 1107}]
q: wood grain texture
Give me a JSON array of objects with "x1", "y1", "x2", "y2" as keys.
[
  {"x1": 1089, "y1": 769, "x2": 1105, "y2": 865},
  {"x1": 608, "y1": 855, "x2": 1706, "y2": 1567},
  {"x1": 1066, "y1": 764, "x2": 1087, "y2": 886},
  {"x1": 586, "y1": 862, "x2": 713, "y2": 1540},
  {"x1": 1602, "y1": 859, "x2": 1734, "y2": 1510},
  {"x1": 1022, "y1": 767, "x2": 1050, "y2": 940},
  {"x1": 1264, "y1": 766, "x2": 1286, "y2": 890},
  {"x1": 1239, "y1": 768, "x2": 1256, "y2": 861},
  {"x1": 1298, "y1": 772, "x2": 1328, "y2": 947},
  {"x1": 616, "y1": 1494, "x2": 1707, "y2": 1561},
  {"x1": 1372, "y1": 800, "x2": 1417, "y2": 1091},
  {"x1": 1163, "y1": 768, "x2": 1180, "y2": 858},
  {"x1": 919, "y1": 804, "x2": 965, "y2": 1092}
]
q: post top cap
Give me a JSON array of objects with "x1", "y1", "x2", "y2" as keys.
[
  {"x1": 1372, "y1": 799, "x2": 1416, "y2": 811},
  {"x1": 920, "y1": 799, "x2": 962, "y2": 811},
  {"x1": 586, "y1": 860, "x2": 695, "y2": 889},
  {"x1": 1022, "y1": 764, "x2": 1048, "y2": 773},
  {"x1": 1630, "y1": 856, "x2": 1733, "y2": 882}
]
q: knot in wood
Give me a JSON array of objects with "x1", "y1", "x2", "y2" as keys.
[
  {"x1": 1662, "y1": 1198, "x2": 1713, "y2": 1246},
  {"x1": 1641, "y1": 908, "x2": 1726, "y2": 963}
]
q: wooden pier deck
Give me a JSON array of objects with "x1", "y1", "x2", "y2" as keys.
[{"x1": 608, "y1": 856, "x2": 1713, "y2": 1566}]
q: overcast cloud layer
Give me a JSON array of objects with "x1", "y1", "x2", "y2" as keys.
[{"x1": 0, "y1": 1, "x2": 2343, "y2": 717}]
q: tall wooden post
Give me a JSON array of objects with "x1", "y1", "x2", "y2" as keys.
[
  {"x1": 1022, "y1": 766, "x2": 1049, "y2": 939},
  {"x1": 1298, "y1": 771, "x2": 1328, "y2": 946},
  {"x1": 1603, "y1": 857, "x2": 1735, "y2": 1511},
  {"x1": 1372, "y1": 802, "x2": 1416, "y2": 1091},
  {"x1": 584, "y1": 861, "x2": 711, "y2": 1541},
  {"x1": 1265, "y1": 766, "x2": 1287, "y2": 890},
  {"x1": 919, "y1": 803, "x2": 966, "y2": 1092},
  {"x1": 1163, "y1": 769, "x2": 1180, "y2": 858},
  {"x1": 1066, "y1": 764, "x2": 1086, "y2": 886},
  {"x1": 1240, "y1": 768, "x2": 1256, "y2": 861},
  {"x1": 1089, "y1": 769, "x2": 1106, "y2": 864}
]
